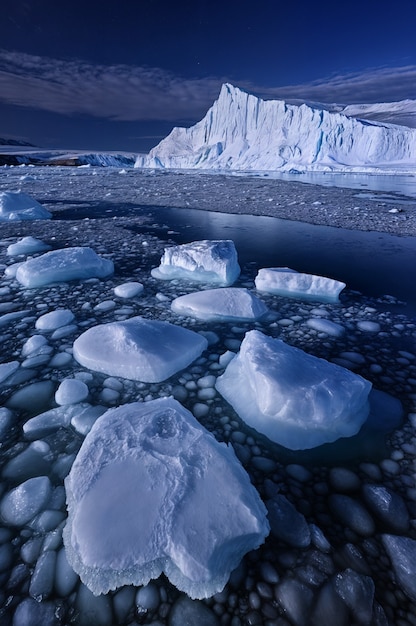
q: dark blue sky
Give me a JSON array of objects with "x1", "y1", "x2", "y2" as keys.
[{"x1": 1, "y1": 0, "x2": 416, "y2": 151}]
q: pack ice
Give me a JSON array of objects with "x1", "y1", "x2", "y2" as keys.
[
  {"x1": 151, "y1": 240, "x2": 240, "y2": 285},
  {"x1": 63, "y1": 397, "x2": 269, "y2": 598},
  {"x1": 73, "y1": 316, "x2": 208, "y2": 382},
  {"x1": 216, "y1": 330, "x2": 372, "y2": 450},
  {"x1": 171, "y1": 287, "x2": 268, "y2": 322},
  {"x1": 15, "y1": 247, "x2": 114, "y2": 288},
  {"x1": 0, "y1": 191, "x2": 51, "y2": 221},
  {"x1": 255, "y1": 268, "x2": 346, "y2": 302}
]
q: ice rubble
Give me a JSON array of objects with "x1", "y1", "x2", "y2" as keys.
[
  {"x1": 135, "y1": 83, "x2": 416, "y2": 172},
  {"x1": 151, "y1": 240, "x2": 240, "y2": 285},
  {"x1": 255, "y1": 267, "x2": 346, "y2": 302},
  {"x1": 63, "y1": 397, "x2": 269, "y2": 598},
  {"x1": 215, "y1": 330, "x2": 372, "y2": 450},
  {"x1": 15, "y1": 247, "x2": 114, "y2": 288},
  {"x1": 73, "y1": 316, "x2": 208, "y2": 382},
  {"x1": 0, "y1": 191, "x2": 51, "y2": 221},
  {"x1": 6, "y1": 236, "x2": 51, "y2": 256},
  {"x1": 171, "y1": 287, "x2": 268, "y2": 322}
]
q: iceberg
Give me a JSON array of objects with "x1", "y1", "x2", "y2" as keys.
[
  {"x1": 171, "y1": 287, "x2": 268, "y2": 322},
  {"x1": 73, "y1": 316, "x2": 208, "y2": 382},
  {"x1": 15, "y1": 247, "x2": 114, "y2": 288},
  {"x1": 63, "y1": 397, "x2": 269, "y2": 598},
  {"x1": 135, "y1": 83, "x2": 416, "y2": 172},
  {"x1": 151, "y1": 240, "x2": 240, "y2": 286},
  {"x1": 255, "y1": 268, "x2": 346, "y2": 302},
  {"x1": 215, "y1": 330, "x2": 372, "y2": 450},
  {"x1": 0, "y1": 191, "x2": 52, "y2": 221}
]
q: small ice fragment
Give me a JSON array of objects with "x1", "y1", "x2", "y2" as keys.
[
  {"x1": 36, "y1": 309, "x2": 75, "y2": 331},
  {"x1": 114, "y1": 282, "x2": 144, "y2": 298},
  {"x1": 55, "y1": 379, "x2": 89, "y2": 405}
]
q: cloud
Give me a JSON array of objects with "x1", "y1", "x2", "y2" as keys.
[{"x1": 0, "y1": 50, "x2": 415, "y2": 126}]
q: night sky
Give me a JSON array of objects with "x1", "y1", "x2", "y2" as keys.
[{"x1": 1, "y1": 0, "x2": 416, "y2": 152}]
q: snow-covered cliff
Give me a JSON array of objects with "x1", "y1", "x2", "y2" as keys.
[{"x1": 135, "y1": 84, "x2": 416, "y2": 172}]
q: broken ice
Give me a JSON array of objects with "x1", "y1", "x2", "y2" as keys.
[
  {"x1": 171, "y1": 287, "x2": 268, "y2": 322},
  {"x1": 255, "y1": 267, "x2": 346, "y2": 302},
  {"x1": 215, "y1": 330, "x2": 372, "y2": 450},
  {"x1": 63, "y1": 397, "x2": 269, "y2": 598}
]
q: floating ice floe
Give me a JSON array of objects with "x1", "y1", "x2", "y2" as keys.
[
  {"x1": 113, "y1": 282, "x2": 144, "y2": 298},
  {"x1": 255, "y1": 267, "x2": 346, "y2": 302},
  {"x1": 6, "y1": 236, "x2": 52, "y2": 256},
  {"x1": 151, "y1": 240, "x2": 241, "y2": 285},
  {"x1": 63, "y1": 397, "x2": 269, "y2": 598},
  {"x1": 0, "y1": 191, "x2": 52, "y2": 221},
  {"x1": 15, "y1": 247, "x2": 114, "y2": 288},
  {"x1": 73, "y1": 316, "x2": 208, "y2": 382},
  {"x1": 215, "y1": 330, "x2": 372, "y2": 450},
  {"x1": 35, "y1": 309, "x2": 75, "y2": 331},
  {"x1": 171, "y1": 287, "x2": 268, "y2": 322}
]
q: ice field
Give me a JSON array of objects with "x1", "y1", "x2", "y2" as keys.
[{"x1": 0, "y1": 165, "x2": 416, "y2": 625}]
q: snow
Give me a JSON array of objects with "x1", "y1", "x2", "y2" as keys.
[
  {"x1": 63, "y1": 397, "x2": 269, "y2": 598},
  {"x1": 215, "y1": 330, "x2": 372, "y2": 450},
  {"x1": 151, "y1": 240, "x2": 241, "y2": 285},
  {"x1": 255, "y1": 267, "x2": 346, "y2": 302},
  {"x1": 171, "y1": 287, "x2": 268, "y2": 321},
  {"x1": 0, "y1": 191, "x2": 51, "y2": 221},
  {"x1": 135, "y1": 83, "x2": 416, "y2": 172},
  {"x1": 6, "y1": 236, "x2": 51, "y2": 256},
  {"x1": 73, "y1": 316, "x2": 208, "y2": 382},
  {"x1": 15, "y1": 247, "x2": 114, "y2": 288}
]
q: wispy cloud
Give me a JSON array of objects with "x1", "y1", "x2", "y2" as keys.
[{"x1": 0, "y1": 50, "x2": 415, "y2": 126}]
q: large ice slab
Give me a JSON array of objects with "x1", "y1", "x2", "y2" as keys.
[
  {"x1": 255, "y1": 268, "x2": 346, "y2": 302},
  {"x1": 215, "y1": 330, "x2": 372, "y2": 450},
  {"x1": 0, "y1": 191, "x2": 51, "y2": 221},
  {"x1": 73, "y1": 316, "x2": 208, "y2": 382},
  {"x1": 63, "y1": 397, "x2": 269, "y2": 598},
  {"x1": 171, "y1": 287, "x2": 268, "y2": 322},
  {"x1": 15, "y1": 247, "x2": 114, "y2": 288},
  {"x1": 151, "y1": 240, "x2": 240, "y2": 285}
]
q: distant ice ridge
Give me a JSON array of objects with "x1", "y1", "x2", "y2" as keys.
[
  {"x1": 216, "y1": 330, "x2": 372, "y2": 450},
  {"x1": 0, "y1": 191, "x2": 51, "y2": 221},
  {"x1": 152, "y1": 240, "x2": 240, "y2": 285},
  {"x1": 63, "y1": 397, "x2": 269, "y2": 598},
  {"x1": 255, "y1": 267, "x2": 346, "y2": 302},
  {"x1": 135, "y1": 83, "x2": 416, "y2": 172}
]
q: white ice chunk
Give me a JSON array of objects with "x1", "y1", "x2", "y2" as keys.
[
  {"x1": 36, "y1": 309, "x2": 75, "y2": 331},
  {"x1": 63, "y1": 397, "x2": 269, "y2": 598},
  {"x1": 7, "y1": 236, "x2": 51, "y2": 256},
  {"x1": 0, "y1": 476, "x2": 52, "y2": 526},
  {"x1": 73, "y1": 316, "x2": 208, "y2": 383},
  {"x1": 55, "y1": 379, "x2": 89, "y2": 405},
  {"x1": 0, "y1": 360, "x2": 19, "y2": 383},
  {"x1": 114, "y1": 282, "x2": 144, "y2": 298},
  {"x1": 152, "y1": 240, "x2": 240, "y2": 286},
  {"x1": 382, "y1": 535, "x2": 416, "y2": 602},
  {"x1": 23, "y1": 403, "x2": 94, "y2": 440},
  {"x1": 171, "y1": 287, "x2": 268, "y2": 322},
  {"x1": 255, "y1": 268, "x2": 345, "y2": 302},
  {"x1": 216, "y1": 330, "x2": 371, "y2": 450},
  {"x1": 21, "y1": 335, "x2": 49, "y2": 357},
  {"x1": 0, "y1": 191, "x2": 51, "y2": 221},
  {"x1": 0, "y1": 407, "x2": 13, "y2": 438},
  {"x1": 15, "y1": 247, "x2": 114, "y2": 288},
  {"x1": 306, "y1": 318, "x2": 345, "y2": 337}
]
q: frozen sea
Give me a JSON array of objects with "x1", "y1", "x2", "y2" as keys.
[{"x1": 0, "y1": 164, "x2": 416, "y2": 625}]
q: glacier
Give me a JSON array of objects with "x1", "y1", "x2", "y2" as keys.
[
  {"x1": 63, "y1": 397, "x2": 269, "y2": 598},
  {"x1": 135, "y1": 83, "x2": 416, "y2": 172}
]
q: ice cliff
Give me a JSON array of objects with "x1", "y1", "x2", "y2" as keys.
[{"x1": 135, "y1": 83, "x2": 416, "y2": 172}]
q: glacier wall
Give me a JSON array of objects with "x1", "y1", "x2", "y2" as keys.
[{"x1": 135, "y1": 84, "x2": 416, "y2": 172}]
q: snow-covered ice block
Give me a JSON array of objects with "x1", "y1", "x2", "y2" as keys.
[
  {"x1": 215, "y1": 330, "x2": 371, "y2": 450},
  {"x1": 7, "y1": 236, "x2": 51, "y2": 256},
  {"x1": 255, "y1": 267, "x2": 345, "y2": 302},
  {"x1": 171, "y1": 287, "x2": 268, "y2": 322},
  {"x1": 63, "y1": 397, "x2": 269, "y2": 598},
  {"x1": 0, "y1": 191, "x2": 51, "y2": 221},
  {"x1": 73, "y1": 316, "x2": 208, "y2": 382},
  {"x1": 152, "y1": 240, "x2": 240, "y2": 285},
  {"x1": 15, "y1": 247, "x2": 114, "y2": 288}
]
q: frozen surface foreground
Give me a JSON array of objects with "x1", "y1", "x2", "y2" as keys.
[{"x1": 63, "y1": 397, "x2": 269, "y2": 598}]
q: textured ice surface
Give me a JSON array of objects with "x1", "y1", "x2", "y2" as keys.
[
  {"x1": 216, "y1": 330, "x2": 372, "y2": 450},
  {"x1": 0, "y1": 477, "x2": 52, "y2": 526},
  {"x1": 73, "y1": 316, "x2": 208, "y2": 382},
  {"x1": 15, "y1": 247, "x2": 114, "y2": 288},
  {"x1": 151, "y1": 240, "x2": 240, "y2": 285},
  {"x1": 382, "y1": 535, "x2": 416, "y2": 602},
  {"x1": 171, "y1": 287, "x2": 268, "y2": 322},
  {"x1": 6, "y1": 236, "x2": 51, "y2": 256},
  {"x1": 0, "y1": 191, "x2": 51, "y2": 221},
  {"x1": 63, "y1": 397, "x2": 269, "y2": 598},
  {"x1": 255, "y1": 267, "x2": 346, "y2": 302}
]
